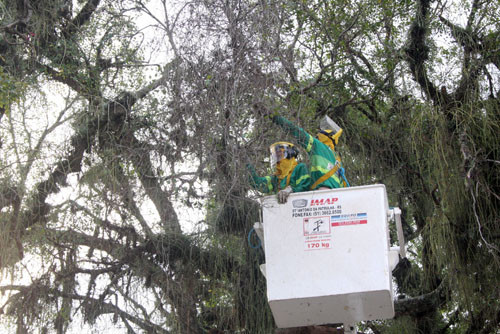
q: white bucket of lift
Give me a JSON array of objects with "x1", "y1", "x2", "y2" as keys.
[{"x1": 257, "y1": 184, "x2": 405, "y2": 328}]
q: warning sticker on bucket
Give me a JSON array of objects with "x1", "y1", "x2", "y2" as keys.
[
  {"x1": 330, "y1": 213, "x2": 368, "y2": 227},
  {"x1": 303, "y1": 216, "x2": 332, "y2": 250}
]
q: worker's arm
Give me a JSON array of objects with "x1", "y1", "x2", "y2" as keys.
[
  {"x1": 290, "y1": 163, "x2": 312, "y2": 193},
  {"x1": 246, "y1": 163, "x2": 276, "y2": 193},
  {"x1": 272, "y1": 115, "x2": 314, "y2": 153},
  {"x1": 277, "y1": 163, "x2": 311, "y2": 203}
]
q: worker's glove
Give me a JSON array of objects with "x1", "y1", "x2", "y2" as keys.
[{"x1": 277, "y1": 186, "x2": 293, "y2": 204}]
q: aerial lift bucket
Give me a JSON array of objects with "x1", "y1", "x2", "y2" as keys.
[{"x1": 254, "y1": 184, "x2": 406, "y2": 329}]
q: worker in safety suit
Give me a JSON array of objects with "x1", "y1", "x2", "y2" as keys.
[
  {"x1": 271, "y1": 115, "x2": 349, "y2": 190},
  {"x1": 247, "y1": 142, "x2": 312, "y2": 203}
]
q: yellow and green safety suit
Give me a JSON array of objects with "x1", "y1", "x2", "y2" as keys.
[
  {"x1": 272, "y1": 115, "x2": 347, "y2": 189},
  {"x1": 246, "y1": 162, "x2": 311, "y2": 194}
]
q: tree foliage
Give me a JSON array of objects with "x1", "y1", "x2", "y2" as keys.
[{"x1": 0, "y1": 0, "x2": 498, "y2": 333}]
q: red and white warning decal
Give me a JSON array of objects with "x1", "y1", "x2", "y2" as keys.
[
  {"x1": 330, "y1": 213, "x2": 368, "y2": 227},
  {"x1": 303, "y1": 216, "x2": 332, "y2": 250}
]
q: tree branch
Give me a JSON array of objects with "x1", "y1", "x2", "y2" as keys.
[
  {"x1": 0, "y1": 183, "x2": 19, "y2": 210},
  {"x1": 394, "y1": 284, "x2": 446, "y2": 317},
  {"x1": 0, "y1": 283, "x2": 170, "y2": 333},
  {"x1": 64, "y1": 0, "x2": 101, "y2": 38},
  {"x1": 7, "y1": 61, "x2": 176, "y2": 264},
  {"x1": 41, "y1": 227, "x2": 240, "y2": 283},
  {"x1": 404, "y1": 0, "x2": 440, "y2": 104},
  {"x1": 0, "y1": 0, "x2": 32, "y2": 32},
  {"x1": 35, "y1": 61, "x2": 88, "y2": 96},
  {"x1": 120, "y1": 132, "x2": 182, "y2": 233},
  {"x1": 439, "y1": 15, "x2": 500, "y2": 98}
]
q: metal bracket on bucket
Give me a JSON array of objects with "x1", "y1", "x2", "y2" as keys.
[
  {"x1": 393, "y1": 208, "x2": 406, "y2": 259},
  {"x1": 253, "y1": 222, "x2": 265, "y2": 252},
  {"x1": 387, "y1": 207, "x2": 406, "y2": 270},
  {"x1": 253, "y1": 222, "x2": 267, "y2": 278}
]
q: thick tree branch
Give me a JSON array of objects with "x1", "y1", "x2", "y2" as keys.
[
  {"x1": 41, "y1": 227, "x2": 240, "y2": 283},
  {"x1": 114, "y1": 61, "x2": 177, "y2": 110},
  {"x1": 120, "y1": 132, "x2": 181, "y2": 233},
  {"x1": 394, "y1": 284, "x2": 445, "y2": 317},
  {"x1": 404, "y1": 0, "x2": 440, "y2": 104},
  {"x1": 64, "y1": 0, "x2": 101, "y2": 38},
  {"x1": 439, "y1": 15, "x2": 500, "y2": 94},
  {"x1": 0, "y1": 183, "x2": 19, "y2": 210},
  {"x1": 439, "y1": 16, "x2": 482, "y2": 52},
  {"x1": 19, "y1": 134, "x2": 87, "y2": 231},
  {"x1": 36, "y1": 61, "x2": 88, "y2": 95}
]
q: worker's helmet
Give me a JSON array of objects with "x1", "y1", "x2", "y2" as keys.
[
  {"x1": 316, "y1": 128, "x2": 342, "y2": 148},
  {"x1": 269, "y1": 142, "x2": 299, "y2": 170}
]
